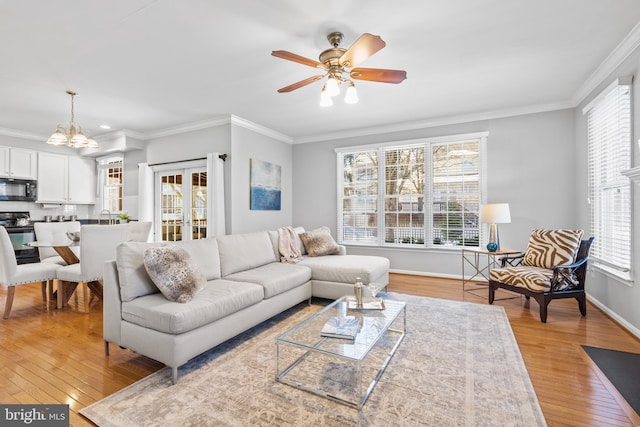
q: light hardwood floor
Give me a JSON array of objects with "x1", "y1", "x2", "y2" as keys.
[{"x1": 1, "y1": 274, "x2": 639, "y2": 426}]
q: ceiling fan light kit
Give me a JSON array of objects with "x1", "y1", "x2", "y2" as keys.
[
  {"x1": 46, "y1": 90, "x2": 99, "y2": 149},
  {"x1": 272, "y1": 31, "x2": 406, "y2": 107}
]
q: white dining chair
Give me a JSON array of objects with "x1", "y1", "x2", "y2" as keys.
[
  {"x1": 33, "y1": 221, "x2": 81, "y2": 265},
  {"x1": 0, "y1": 226, "x2": 61, "y2": 318},
  {"x1": 127, "y1": 221, "x2": 152, "y2": 242},
  {"x1": 56, "y1": 224, "x2": 130, "y2": 312}
]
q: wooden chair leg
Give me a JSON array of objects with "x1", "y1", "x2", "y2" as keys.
[
  {"x1": 48, "y1": 280, "x2": 55, "y2": 302},
  {"x1": 81, "y1": 283, "x2": 90, "y2": 313},
  {"x1": 577, "y1": 294, "x2": 587, "y2": 316},
  {"x1": 41, "y1": 281, "x2": 47, "y2": 301},
  {"x1": 57, "y1": 281, "x2": 66, "y2": 309},
  {"x1": 3, "y1": 286, "x2": 16, "y2": 319},
  {"x1": 536, "y1": 295, "x2": 550, "y2": 323}
]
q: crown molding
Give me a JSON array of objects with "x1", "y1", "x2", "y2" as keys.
[
  {"x1": 142, "y1": 114, "x2": 294, "y2": 143},
  {"x1": 229, "y1": 115, "x2": 293, "y2": 144},
  {"x1": 294, "y1": 101, "x2": 574, "y2": 144},
  {"x1": 94, "y1": 128, "x2": 146, "y2": 141},
  {"x1": 572, "y1": 21, "x2": 640, "y2": 107},
  {"x1": 144, "y1": 116, "x2": 232, "y2": 139},
  {"x1": 0, "y1": 127, "x2": 46, "y2": 141}
]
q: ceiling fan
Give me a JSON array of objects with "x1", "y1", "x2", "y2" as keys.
[{"x1": 271, "y1": 32, "x2": 407, "y2": 105}]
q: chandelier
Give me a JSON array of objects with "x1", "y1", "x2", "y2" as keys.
[{"x1": 46, "y1": 90, "x2": 98, "y2": 148}]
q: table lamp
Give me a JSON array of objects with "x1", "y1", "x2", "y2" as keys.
[{"x1": 481, "y1": 203, "x2": 511, "y2": 252}]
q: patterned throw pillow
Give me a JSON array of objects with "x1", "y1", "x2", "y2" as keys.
[
  {"x1": 523, "y1": 229, "x2": 583, "y2": 269},
  {"x1": 299, "y1": 226, "x2": 340, "y2": 257},
  {"x1": 143, "y1": 246, "x2": 206, "y2": 303}
]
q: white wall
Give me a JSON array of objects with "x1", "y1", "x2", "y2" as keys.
[
  {"x1": 144, "y1": 124, "x2": 233, "y2": 232},
  {"x1": 575, "y1": 44, "x2": 640, "y2": 335},
  {"x1": 292, "y1": 109, "x2": 576, "y2": 277},
  {"x1": 229, "y1": 125, "x2": 293, "y2": 233},
  {"x1": 142, "y1": 122, "x2": 294, "y2": 235}
]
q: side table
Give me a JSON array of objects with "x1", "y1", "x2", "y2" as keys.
[{"x1": 461, "y1": 247, "x2": 521, "y2": 297}]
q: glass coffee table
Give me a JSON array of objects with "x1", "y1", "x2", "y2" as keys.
[{"x1": 275, "y1": 296, "x2": 406, "y2": 409}]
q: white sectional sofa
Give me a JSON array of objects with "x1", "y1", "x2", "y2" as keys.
[{"x1": 103, "y1": 228, "x2": 389, "y2": 383}]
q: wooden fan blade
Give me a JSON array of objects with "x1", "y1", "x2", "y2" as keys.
[
  {"x1": 277, "y1": 75, "x2": 325, "y2": 93},
  {"x1": 350, "y1": 67, "x2": 407, "y2": 84},
  {"x1": 339, "y1": 33, "x2": 386, "y2": 68},
  {"x1": 271, "y1": 50, "x2": 327, "y2": 69}
]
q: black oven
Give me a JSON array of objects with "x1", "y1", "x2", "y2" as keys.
[
  {"x1": 0, "y1": 211, "x2": 39, "y2": 264},
  {"x1": 7, "y1": 225, "x2": 39, "y2": 264}
]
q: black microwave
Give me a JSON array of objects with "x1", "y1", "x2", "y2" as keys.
[{"x1": 0, "y1": 178, "x2": 37, "y2": 201}]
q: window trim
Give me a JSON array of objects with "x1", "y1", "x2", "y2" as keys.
[
  {"x1": 97, "y1": 154, "x2": 124, "y2": 214},
  {"x1": 336, "y1": 132, "x2": 488, "y2": 249}
]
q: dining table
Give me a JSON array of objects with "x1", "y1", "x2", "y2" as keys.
[{"x1": 26, "y1": 240, "x2": 91, "y2": 310}]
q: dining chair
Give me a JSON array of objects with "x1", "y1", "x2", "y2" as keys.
[
  {"x1": 0, "y1": 226, "x2": 61, "y2": 318},
  {"x1": 33, "y1": 221, "x2": 81, "y2": 265},
  {"x1": 127, "y1": 221, "x2": 152, "y2": 242},
  {"x1": 56, "y1": 224, "x2": 130, "y2": 312}
]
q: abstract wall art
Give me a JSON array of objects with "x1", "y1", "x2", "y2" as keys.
[{"x1": 250, "y1": 159, "x2": 281, "y2": 210}]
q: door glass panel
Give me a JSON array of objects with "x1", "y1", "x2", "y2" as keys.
[
  {"x1": 161, "y1": 173, "x2": 183, "y2": 241},
  {"x1": 157, "y1": 167, "x2": 207, "y2": 242},
  {"x1": 191, "y1": 171, "x2": 207, "y2": 239}
]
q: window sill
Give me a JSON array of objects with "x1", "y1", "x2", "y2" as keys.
[
  {"x1": 621, "y1": 166, "x2": 640, "y2": 183},
  {"x1": 341, "y1": 242, "x2": 466, "y2": 253},
  {"x1": 589, "y1": 263, "x2": 634, "y2": 287}
]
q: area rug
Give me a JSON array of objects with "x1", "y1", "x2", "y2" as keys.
[
  {"x1": 81, "y1": 293, "x2": 546, "y2": 426},
  {"x1": 582, "y1": 345, "x2": 640, "y2": 415}
]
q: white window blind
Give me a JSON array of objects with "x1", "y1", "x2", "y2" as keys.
[
  {"x1": 340, "y1": 150, "x2": 379, "y2": 244},
  {"x1": 585, "y1": 77, "x2": 632, "y2": 273},
  {"x1": 337, "y1": 134, "x2": 485, "y2": 248}
]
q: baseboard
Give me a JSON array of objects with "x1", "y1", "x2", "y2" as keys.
[
  {"x1": 586, "y1": 293, "x2": 640, "y2": 341},
  {"x1": 390, "y1": 269, "x2": 461, "y2": 281}
]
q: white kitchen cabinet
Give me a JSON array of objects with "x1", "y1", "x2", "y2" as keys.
[
  {"x1": 0, "y1": 146, "x2": 38, "y2": 179},
  {"x1": 68, "y1": 156, "x2": 96, "y2": 203},
  {"x1": 37, "y1": 152, "x2": 96, "y2": 204}
]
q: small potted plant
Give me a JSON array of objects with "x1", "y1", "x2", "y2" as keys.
[{"x1": 118, "y1": 213, "x2": 131, "y2": 223}]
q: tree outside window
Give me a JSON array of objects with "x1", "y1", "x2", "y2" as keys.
[{"x1": 338, "y1": 134, "x2": 485, "y2": 248}]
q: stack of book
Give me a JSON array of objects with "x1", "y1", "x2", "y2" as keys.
[{"x1": 320, "y1": 316, "x2": 360, "y2": 341}]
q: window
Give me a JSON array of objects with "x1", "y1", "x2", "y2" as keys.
[
  {"x1": 99, "y1": 156, "x2": 123, "y2": 212},
  {"x1": 584, "y1": 77, "x2": 632, "y2": 275},
  {"x1": 337, "y1": 133, "x2": 486, "y2": 248}
]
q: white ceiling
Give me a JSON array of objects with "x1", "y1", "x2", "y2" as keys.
[{"x1": 1, "y1": 0, "x2": 640, "y2": 144}]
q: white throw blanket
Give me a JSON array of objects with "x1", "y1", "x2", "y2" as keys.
[{"x1": 278, "y1": 226, "x2": 303, "y2": 263}]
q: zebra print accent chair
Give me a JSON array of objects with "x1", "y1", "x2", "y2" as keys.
[{"x1": 488, "y1": 229, "x2": 594, "y2": 323}]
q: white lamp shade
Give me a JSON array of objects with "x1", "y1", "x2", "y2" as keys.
[
  {"x1": 344, "y1": 83, "x2": 358, "y2": 104},
  {"x1": 47, "y1": 130, "x2": 68, "y2": 146},
  {"x1": 481, "y1": 203, "x2": 511, "y2": 224},
  {"x1": 320, "y1": 87, "x2": 333, "y2": 107},
  {"x1": 326, "y1": 76, "x2": 340, "y2": 97}
]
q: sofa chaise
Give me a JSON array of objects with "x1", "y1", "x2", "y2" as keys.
[{"x1": 103, "y1": 227, "x2": 389, "y2": 383}]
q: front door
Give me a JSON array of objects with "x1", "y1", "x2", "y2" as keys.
[{"x1": 155, "y1": 167, "x2": 207, "y2": 241}]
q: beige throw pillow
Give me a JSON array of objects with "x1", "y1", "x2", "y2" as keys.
[
  {"x1": 143, "y1": 246, "x2": 206, "y2": 303},
  {"x1": 299, "y1": 226, "x2": 340, "y2": 257}
]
